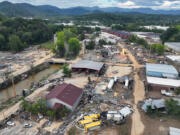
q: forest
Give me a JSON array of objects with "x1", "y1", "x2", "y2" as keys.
[
  {"x1": 161, "y1": 25, "x2": 180, "y2": 43},
  {"x1": 71, "y1": 13, "x2": 180, "y2": 26},
  {"x1": 0, "y1": 15, "x2": 63, "y2": 52}
]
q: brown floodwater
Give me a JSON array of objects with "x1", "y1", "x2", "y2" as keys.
[{"x1": 0, "y1": 64, "x2": 60, "y2": 102}]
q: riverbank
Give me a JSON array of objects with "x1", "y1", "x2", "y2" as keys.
[{"x1": 0, "y1": 63, "x2": 50, "y2": 90}]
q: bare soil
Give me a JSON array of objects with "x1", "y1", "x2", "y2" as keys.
[{"x1": 140, "y1": 110, "x2": 180, "y2": 135}]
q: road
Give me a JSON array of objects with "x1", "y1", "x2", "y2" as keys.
[{"x1": 118, "y1": 43, "x2": 145, "y2": 135}]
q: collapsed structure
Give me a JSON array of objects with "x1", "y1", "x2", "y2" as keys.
[
  {"x1": 141, "y1": 98, "x2": 165, "y2": 112},
  {"x1": 46, "y1": 83, "x2": 83, "y2": 111},
  {"x1": 71, "y1": 60, "x2": 105, "y2": 75}
]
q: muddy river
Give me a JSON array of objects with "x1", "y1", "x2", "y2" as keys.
[{"x1": 0, "y1": 64, "x2": 60, "y2": 102}]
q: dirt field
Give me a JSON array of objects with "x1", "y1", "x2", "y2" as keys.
[
  {"x1": 0, "y1": 47, "x2": 53, "y2": 84},
  {"x1": 140, "y1": 110, "x2": 180, "y2": 135},
  {"x1": 105, "y1": 65, "x2": 132, "y2": 78}
]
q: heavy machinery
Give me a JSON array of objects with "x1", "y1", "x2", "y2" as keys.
[
  {"x1": 79, "y1": 119, "x2": 97, "y2": 125},
  {"x1": 85, "y1": 121, "x2": 102, "y2": 132},
  {"x1": 84, "y1": 114, "x2": 100, "y2": 120}
]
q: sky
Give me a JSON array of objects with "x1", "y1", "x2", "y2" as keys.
[{"x1": 1, "y1": 0, "x2": 180, "y2": 10}]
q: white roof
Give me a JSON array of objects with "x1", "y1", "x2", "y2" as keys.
[
  {"x1": 169, "y1": 127, "x2": 180, "y2": 135},
  {"x1": 165, "y1": 42, "x2": 180, "y2": 52},
  {"x1": 147, "y1": 76, "x2": 180, "y2": 87},
  {"x1": 166, "y1": 55, "x2": 180, "y2": 62},
  {"x1": 119, "y1": 107, "x2": 132, "y2": 117}
]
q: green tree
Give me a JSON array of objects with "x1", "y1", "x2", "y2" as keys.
[
  {"x1": 86, "y1": 40, "x2": 95, "y2": 50},
  {"x1": 8, "y1": 34, "x2": 25, "y2": 52},
  {"x1": 99, "y1": 39, "x2": 107, "y2": 46},
  {"x1": 63, "y1": 64, "x2": 72, "y2": 77},
  {"x1": 128, "y1": 35, "x2": 138, "y2": 43},
  {"x1": 137, "y1": 38, "x2": 148, "y2": 48},
  {"x1": 56, "y1": 31, "x2": 66, "y2": 57},
  {"x1": 175, "y1": 88, "x2": 180, "y2": 95},
  {"x1": 0, "y1": 34, "x2": 5, "y2": 50},
  {"x1": 95, "y1": 27, "x2": 101, "y2": 31},
  {"x1": 68, "y1": 38, "x2": 81, "y2": 57},
  {"x1": 22, "y1": 32, "x2": 32, "y2": 44},
  {"x1": 46, "y1": 110, "x2": 56, "y2": 120},
  {"x1": 79, "y1": 33, "x2": 85, "y2": 41},
  {"x1": 151, "y1": 44, "x2": 165, "y2": 55},
  {"x1": 64, "y1": 28, "x2": 75, "y2": 41},
  {"x1": 165, "y1": 98, "x2": 180, "y2": 115}
]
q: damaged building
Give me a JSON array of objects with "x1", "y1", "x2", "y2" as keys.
[{"x1": 71, "y1": 60, "x2": 105, "y2": 75}]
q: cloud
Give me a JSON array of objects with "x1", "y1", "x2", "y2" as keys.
[
  {"x1": 153, "y1": 0, "x2": 180, "y2": 9},
  {"x1": 117, "y1": 1, "x2": 140, "y2": 8},
  {"x1": 1, "y1": 0, "x2": 180, "y2": 9},
  {"x1": 161, "y1": 0, "x2": 180, "y2": 7}
]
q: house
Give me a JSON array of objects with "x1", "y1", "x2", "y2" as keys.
[
  {"x1": 146, "y1": 76, "x2": 180, "y2": 90},
  {"x1": 46, "y1": 83, "x2": 83, "y2": 111},
  {"x1": 71, "y1": 60, "x2": 104, "y2": 75},
  {"x1": 146, "y1": 63, "x2": 179, "y2": 79}
]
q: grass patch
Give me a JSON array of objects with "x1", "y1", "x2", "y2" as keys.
[{"x1": 39, "y1": 41, "x2": 55, "y2": 50}]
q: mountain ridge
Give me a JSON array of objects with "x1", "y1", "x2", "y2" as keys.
[{"x1": 1, "y1": 1, "x2": 180, "y2": 17}]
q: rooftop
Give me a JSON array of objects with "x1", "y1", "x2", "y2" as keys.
[
  {"x1": 146, "y1": 63, "x2": 178, "y2": 75},
  {"x1": 106, "y1": 30, "x2": 131, "y2": 36},
  {"x1": 166, "y1": 55, "x2": 180, "y2": 62},
  {"x1": 46, "y1": 83, "x2": 83, "y2": 106},
  {"x1": 147, "y1": 76, "x2": 180, "y2": 87},
  {"x1": 165, "y1": 42, "x2": 180, "y2": 53},
  {"x1": 72, "y1": 60, "x2": 104, "y2": 71},
  {"x1": 169, "y1": 127, "x2": 180, "y2": 135}
]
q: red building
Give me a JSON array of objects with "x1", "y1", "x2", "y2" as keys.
[{"x1": 46, "y1": 83, "x2": 83, "y2": 111}]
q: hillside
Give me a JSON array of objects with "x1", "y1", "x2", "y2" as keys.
[{"x1": 1, "y1": 1, "x2": 180, "y2": 17}]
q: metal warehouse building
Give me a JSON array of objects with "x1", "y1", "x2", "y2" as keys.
[
  {"x1": 72, "y1": 60, "x2": 104, "y2": 74},
  {"x1": 146, "y1": 63, "x2": 179, "y2": 79},
  {"x1": 146, "y1": 76, "x2": 180, "y2": 91}
]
